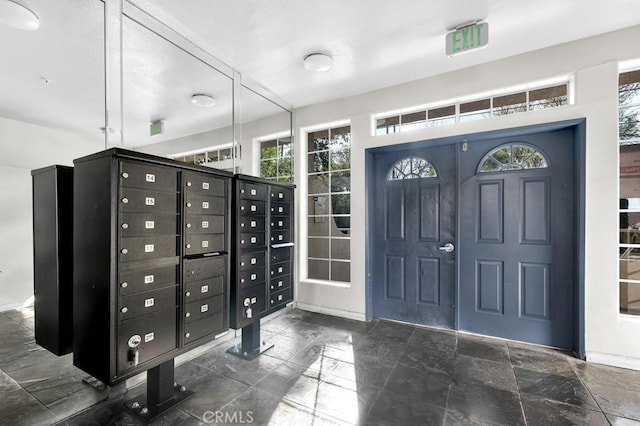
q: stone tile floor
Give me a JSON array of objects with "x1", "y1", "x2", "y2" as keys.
[{"x1": 1, "y1": 306, "x2": 640, "y2": 425}]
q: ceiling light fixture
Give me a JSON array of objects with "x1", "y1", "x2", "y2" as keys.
[
  {"x1": 0, "y1": 0, "x2": 39, "y2": 31},
  {"x1": 191, "y1": 94, "x2": 216, "y2": 107},
  {"x1": 303, "y1": 53, "x2": 333, "y2": 72}
]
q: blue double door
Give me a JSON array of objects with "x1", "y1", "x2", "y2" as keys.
[{"x1": 372, "y1": 128, "x2": 575, "y2": 350}]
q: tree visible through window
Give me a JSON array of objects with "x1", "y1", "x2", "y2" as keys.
[
  {"x1": 387, "y1": 157, "x2": 437, "y2": 180},
  {"x1": 260, "y1": 136, "x2": 293, "y2": 184},
  {"x1": 307, "y1": 125, "x2": 351, "y2": 283},
  {"x1": 478, "y1": 143, "x2": 548, "y2": 173}
]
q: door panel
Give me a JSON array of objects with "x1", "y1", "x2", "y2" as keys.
[
  {"x1": 459, "y1": 129, "x2": 575, "y2": 350},
  {"x1": 373, "y1": 144, "x2": 455, "y2": 328}
]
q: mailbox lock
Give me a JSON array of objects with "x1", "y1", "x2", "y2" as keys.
[
  {"x1": 121, "y1": 307, "x2": 128, "y2": 314},
  {"x1": 121, "y1": 172, "x2": 129, "y2": 179},
  {"x1": 243, "y1": 297, "x2": 253, "y2": 319},
  {"x1": 121, "y1": 198, "x2": 129, "y2": 204},
  {"x1": 121, "y1": 248, "x2": 128, "y2": 254},
  {"x1": 186, "y1": 181, "x2": 192, "y2": 187},
  {"x1": 121, "y1": 282, "x2": 128, "y2": 288},
  {"x1": 185, "y1": 312, "x2": 191, "y2": 318},
  {"x1": 127, "y1": 334, "x2": 141, "y2": 366},
  {"x1": 185, "y1": 332, "x2": 190, "y2": 338},
  {"x1": 186, "y1": 292, "x2": 191, "y2": 297},
  {"x1": 121, "y1": 223, "x2": 128, "y2": 229}
]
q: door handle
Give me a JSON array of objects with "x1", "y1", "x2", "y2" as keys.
[{"x1": 438, "y1": 243, "x2": 455, "y2": 253}]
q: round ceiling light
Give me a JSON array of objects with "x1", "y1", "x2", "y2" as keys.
[
  {"x1": 191, "y1": 94, "x2": 216, "y2": 107},
  {"x1": 0, "y1": 0, "x2": 39, "y2": 31},
  {"x1": 303, "y1": 53, "x2": 333, "y2": 72}
]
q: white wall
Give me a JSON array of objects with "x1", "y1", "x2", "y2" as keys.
[{"x1": 0, "y1": 117, "x2": 102, "y2": 310}]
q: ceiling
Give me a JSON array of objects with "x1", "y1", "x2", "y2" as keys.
[{"x1": 1, "y1": 0, "x2": 640, "y2": 148}]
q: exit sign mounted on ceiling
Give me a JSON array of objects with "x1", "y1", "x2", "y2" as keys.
[{"x1": 446, "y1": 22, "x2": 488, "y2": 56}]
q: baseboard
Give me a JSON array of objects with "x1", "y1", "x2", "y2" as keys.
[
  {"x1": 586, "y1": 351, "x2": 640, "y2": 371},
  {"x1": 295, "y1": 302, "x2": 366, "y2": 322}
]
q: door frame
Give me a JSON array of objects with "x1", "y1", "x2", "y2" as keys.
[{"x1": 365, "y1": 119, "x2": 586, "y2": 357}]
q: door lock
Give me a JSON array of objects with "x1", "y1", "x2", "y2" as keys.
[
  {"x1": 438, "y1": 242, "x2": 455, "y2": 253},
  {"x1": 243, "y1": 297, "x2": 252, "y2": 319},
  {"x1": 127, "y1": 334, "x2": 141, "y2": 366}
]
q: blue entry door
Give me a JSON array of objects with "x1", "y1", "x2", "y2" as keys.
[
  {"x1": 372, "y1": 144, "x2": 456, "y2": 328},
  {"x1": 458, "y1": 129, "x2": 575, "y2": 349}
]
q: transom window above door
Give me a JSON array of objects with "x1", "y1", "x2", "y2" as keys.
[
  {"x1": 387, "y1": 157, "x2": 438, "y2": 180},
  {"x1": 478, "y1": 143, "x2": 549, "y2": 173}
]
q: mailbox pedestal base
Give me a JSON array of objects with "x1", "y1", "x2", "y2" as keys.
[
  {"x1": 227, "y1": 321, "x2": 273, "y2": 360},
  {"x1": 124, "y1": 359, "x2": 193, "y2": 421}
]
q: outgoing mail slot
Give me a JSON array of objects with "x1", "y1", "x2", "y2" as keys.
[
  {"x1": 116, "y1": 308, "x2": 177, "y2": 375},
  {"x1": 238, "y1": 182, "x2": 267, "y2": 200},
  {"x1": 239, "y1": 268, "x2": 266, "y2": 288},
  {"x1": 119, "y1": 188, "x2": 178, "y2": 214},
  {"x1": 238, "y1": 200, "x2": 265, "y2": 215},
  {"x1": 184, "y1": 256, "x2": 226, "y2": 282},
  {"x1": 184, "y1": 294, "x2": 223, "y2": 324},
  {"x1": 183, "y1": 172, "x2": 226, "y2": 196},
  {"x1": 238, "y1": 217, "x2": 265, "y2": 231},
  {"x1": 239, "y1": 232, "x2": 266, "y2": 249},
  {"x1": 239, "y1": 252, "x2": 266, "y2": 270},
  {"x1": 119, "y1": 235, "x2": 177, "y2": 262},
  {"x1": 184, "y1": 193, "x2": 226, "y2": 215},
  {"x1": 119, "y1": 263, "x2": 178, "y2": 296},
  {"x1": 184, "y1": 234, "x2": 225, "y2": 255},
  {"x1": 270, "y1": 201, "x2": 289, "y2": 216},
  {"x1": 119, "y1": 213, "x2": 178, "y2": 237},
  {"x1": 184, "y1": 214, "x2": 225, "y2": 235},
  {"x1": 120, "y1": 161, "x2": 178, "y2": 192},
  {"x1": 184, "y1": 276, "x2": 225, "y2": 302},
  {"x1": 269, "y1": 287, "x2": 292, "y2": 309},
  {"x1": 270, "y1": 188, "x2": 292, "y2": 202},
  {"x1": 270, "y1": 261, "x2": 291, "y2": 278},
  {"x1": 119, "y1": 285, "x2": 177, "y2": 320},
  {"x1": 270, "y1": 247, "x2": 292, "y2": 264}
]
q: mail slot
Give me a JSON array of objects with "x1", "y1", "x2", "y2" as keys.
[
  {"x1": 119, "y1": 188, "x2": 178, "y2": 214},
  {"x1": 239, "y1": 268, "x2": 266, "y2": 288},
  {"x1": 185, "y1": 193, "x2": 226, "y2": 215},
  {"x1": 184, "y1": 294, "x2": 224, "y2": 324},
  {"x1": 116, "y1": 308, "x2": 177, "y2": 375},
  {"x1": 239, "y1": 232, "x2": 266, "y2": 249},
  {"x1": 119, "y1": 235, "x2": 177, "y2": 262},
  {"x1": 239, "y1": 251, "x2": 266, "y2": 271},
  {"x1": 270, "y1": 201, "x2": 289, "y2": 216},
  {"x1": 120, "y1": 161, "x2": 178, "y2": 192},
  {"x1": 183, "y1": 172, "x2": 225, "y2": 196},
  {"x1": 269, "y1": 287, "x2": 292, "y2": 309},
  {"x1": 270, "y1": 188, "x2": 292, "y2": 202},
  {"x1": 119, "y1": 285, "x2": 177, "y2": 320},
  {"x1": 270, "y1": 275, "x2": 291, "y2": 291},
  {"x1": 184, "y1": 214, "x2": 225, "y2": 235},
  {"x1": 119, "y1": 213, "x2": 178, "y2": 237},
  {"x1": 238, "y1": 182, "x2": 267, "y2": 200},
  {"x1": 184, "y1": 256, "x2": 226, "y2": 283},
  {"x1": 184, "y1": 275, "x2": 225, "y2": 302},
  {"x1": 184, "y1": 234, "x2": 225, "y2": 255},
  {"x1": 238, "y1": 216, "x2": 266, "y2": 232},
  {"x1": 239, "y1": 200, "x2": 266, "y2": 215},
  {"x1": 119, "y1": 263, "x2": 178, "y2": 296}
]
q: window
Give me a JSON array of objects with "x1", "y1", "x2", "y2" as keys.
[
  {"x1": 387, "y1": 157, "x2": 437, "y2": 180},
  {"x1": 307, "y1": 125, "x2": 351, "y2": 283},
  {"x1": 260, "y1": 136, "x2": 293, "y2": 183},
  {"x1": 478, "y1": 143, "x2": 549, "y2": 173},
  {"x1": 374, "y1": 81, "x2": 570, "y2": 135},
  {"x1": 174, "y1": 144, "x2": 238, "y2": 165},
  {"x1": 619, "y1": 69, "x2": 640, "y2": 316}
]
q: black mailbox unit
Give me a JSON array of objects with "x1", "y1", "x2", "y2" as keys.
[
  {"x1": 31, "y1": 165, "x2": 74, "y2": 356},
  {"x1": 229, "y1": 174, "x2": 295, "y2": 359},
  {"x1": 73, "y1": 148, "x2": 231, "y2": 419}
]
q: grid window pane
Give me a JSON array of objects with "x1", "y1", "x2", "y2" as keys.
[
  {"x1": 331, "y1": 238, "x2": 350, "y2": 260},
  {"x1": 330, "y1": 261, "x2": 351, "y2": 282},
  {"x1": 308, "y1": 130, "x2": 329, "y2": 152},
  {"x1": 332, "y1": 216, "x2": 350, "y2": 236},
  {"x1": 620, "y1": 281, "x2": 640, "y2": 315},
  {"x1": 331, "y1": 149, "x2": 350, "y2": 171},
  {"x1": 529, "y1": 84, "x2": 567, "y2": 110},
  {"x1": 261, "y1": 140, "x2": 277, "y2": 159},
  {"x1": 331, "y1": 171, "x2": 351, "y2": 193},
  {"x1": 261, "y1": 159, "x2": 277, "y2": 178},
  {"x1": 260, "y1": 136, "x2": 294, "y2": 182},
  {"x1": 308, "y1": 217, "x2": 330, "y2": 237},
  {"x1": 308, "y1": 173, "x2": 330, "y2": 195},
  {"x1": 308, "y1": 152, "x2": 329, "y2": 173},
  {"x1": 308, "y1": 259, "x2": 330, "y2": 280},
  {"x1": 620, "y1": 106, "x2": 640, "y2": 141},
  {"x1": 619, "y1": 70, "x2": 640, "y2": 106},
  {"x1": 331, "y1": 194, "x2": 350, "y2": 215},
  {"x1": 308, "y1": 237, "x2": 329, "y2": 258}
]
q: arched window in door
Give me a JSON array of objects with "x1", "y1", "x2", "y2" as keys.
[
  {"x1": 387, "y1": 157, "x2": 438, "y2": 180},
  {"x1": 477, "y1": 143, "x2": 549, "y2": 173}
]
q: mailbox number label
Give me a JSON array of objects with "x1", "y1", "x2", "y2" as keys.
[
  {"x1": 144, "y1": 244, "x2": 155, "y2": 253},
  {"x1": 144, "y1": 332, "x2": 154, "y2": 342},
  {"x1": 201, "y1": 285, "x2": 208, "y2": 293},
  {"x1": 201, "y1": 304, "x2": 208, "y2": 313},
  {"x1": 202, "y1": 201, "x2": 209, "y2": 209},
  {"x1": 202, "y1": 182, "x2": 210, "y2": 190},
  {"x1": 202, "y1": 221, "x2": 209, "y2": 228},
  {"x1": 201, "y1": 240, "x2": 209, "y2": 248},
  {"x1": 144, "y1": 298, "x2": 155, "y2": 308},
  {"x1": 144, "y1": 275, "x2": 154, "y2": 284},
  {"x1": 145, "y1": 197, "x2": 155, "y2": 206},
  {"x1": 145, "y1": 174, "x2": 155, "y2": 183},
  {"x1": 145, "y1": 221, "x2": 155, "y2": 229}
]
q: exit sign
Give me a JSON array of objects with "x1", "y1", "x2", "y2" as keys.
[{"x1": 446, "y1": 22, "x2": 489, "y2": 56}]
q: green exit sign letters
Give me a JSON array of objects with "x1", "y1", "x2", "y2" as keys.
[{"x1": 446, "y1": 22, "x2": 488, "y2": 56}]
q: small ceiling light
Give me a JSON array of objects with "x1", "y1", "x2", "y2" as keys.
[
  {"x1": 191, "y1": 94, "x2": 216, "y2": 107},
  {"x1": 0, "y1": 0, "x2": 39, "y2": 31},
  {"x1": 303, "y1": 53, "x2": 333, "y2": 72}
]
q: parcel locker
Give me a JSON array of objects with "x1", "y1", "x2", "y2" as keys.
[{"x1": 72, "y1": 148, "x2": 231, "y2": 385}]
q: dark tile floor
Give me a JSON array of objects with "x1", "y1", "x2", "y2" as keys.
[{"x1": 2, "y1": 306, "x2": 640, "y2": 425}]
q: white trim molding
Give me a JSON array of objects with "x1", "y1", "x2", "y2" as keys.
[
  {"x1": 586, "y1": 351, "x2": 640, "y2": 371},
  {"x1": 296, "y1": 301, "x2": 366, "y2": 322}
]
